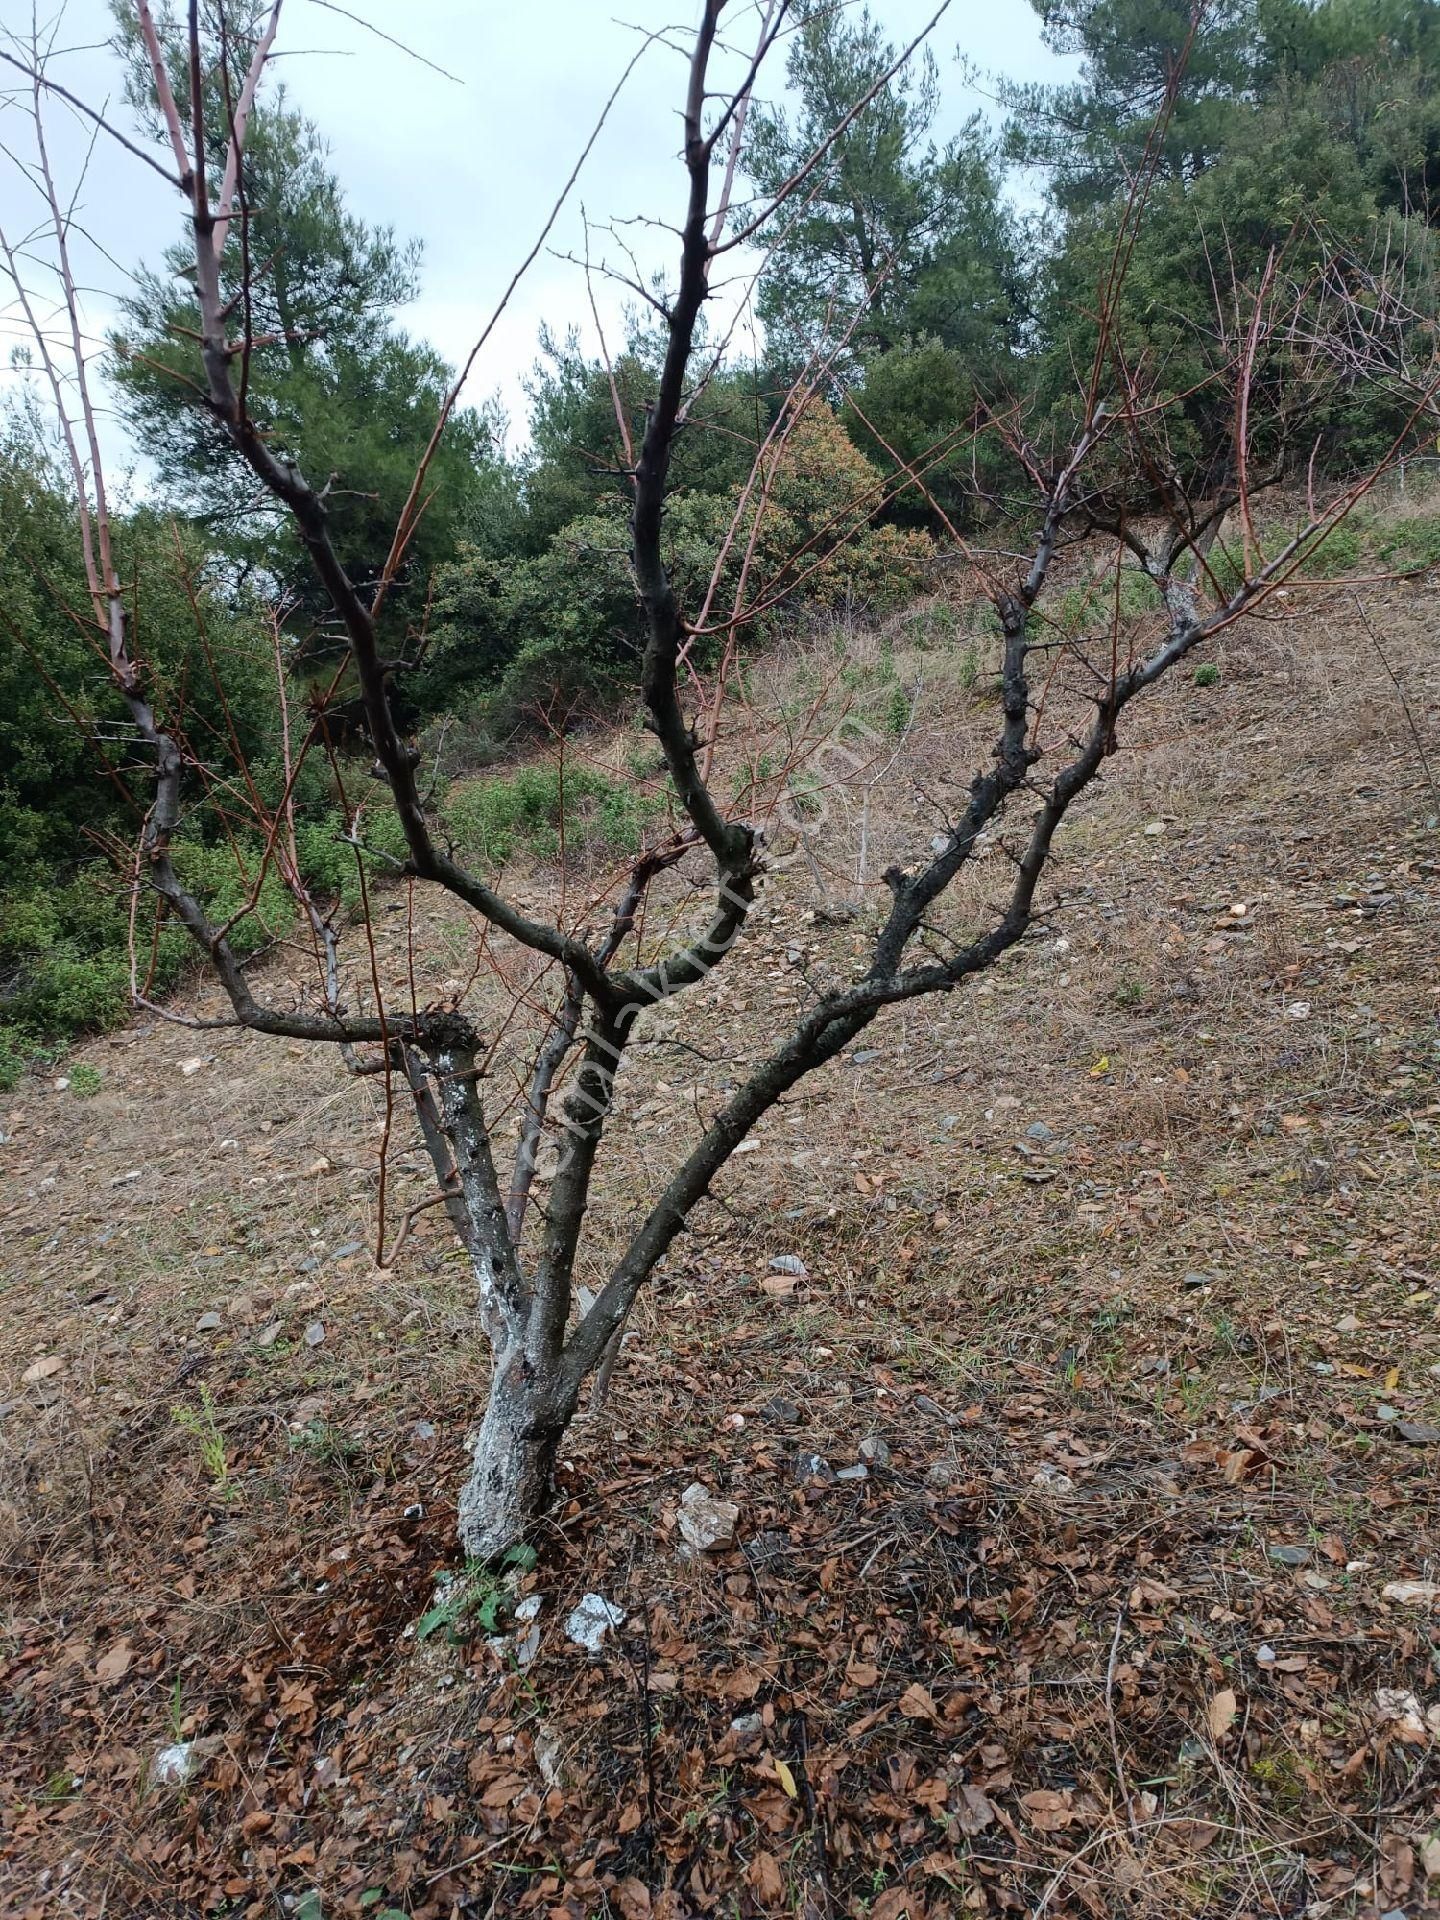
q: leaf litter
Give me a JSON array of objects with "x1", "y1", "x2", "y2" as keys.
[{"x1": 0, "y1": 584, "x2": 1438, "y2": 1916}]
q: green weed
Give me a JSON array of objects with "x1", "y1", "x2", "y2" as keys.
[
  {"x1": 416, "y1": 1545, "x2": 537, "y2": 1643},
  {"x1": 171, "y1": 1385, "x2": 230, "y2": 1492}
]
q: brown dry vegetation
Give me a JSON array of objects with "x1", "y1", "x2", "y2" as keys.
[{"x1": 1, "y1": 547, "x2": 1438, "y2": 1919}]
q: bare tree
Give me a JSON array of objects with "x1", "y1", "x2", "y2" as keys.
[{"x1": 4, "y1": 0, "x2": 1434, "y2": 1561}]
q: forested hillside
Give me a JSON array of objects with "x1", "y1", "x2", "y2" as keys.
[{"x1": 4, "y1": 0, "x2": 1438, "y2": 1077}]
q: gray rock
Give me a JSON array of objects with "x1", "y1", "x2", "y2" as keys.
[
  {"x1": 1397, "y1": 1420, "x2": 1440, "y2": 1445},
  {"x1": 332, "y1": 1241, "x2": 365, "y2": 1261},
  {"x1": 1026, "y1": 1120, "x2": 1055, "y2": 1143},
  {"x1": 1031, "y1": 1462, "x2": 1075, "y2": 1493},
  {"x1": 195, "y1": 1311, "x2": 222, "y2": 1333},
  {"x1": 792, "y1": 1451, "x2": 834, "y2": 1484},
  {"x1": 745, "y1": 1529, "x2": 789, "y2": 1567},
  {"x1": 533, "y1": 1722, "x2": 566, "y2": 1787},
  {"x1": 512, "y1": 1593, "x2": 543, "y2": 1667},
  {"x1": 761, "y1": 1396, "x2": 801, "y2": 1426},
  {"x1": 677, "y1": 1481, "x2": 740, "y2": 1551},
  {"x1": 768, "y1": 1254, "x2": 808, "y2": 1278},
  {"x1": 835, "y1": 1464, "x2": 868, "y2": 1483},
  {"x1": 254, "y1": 1320, "x2": 282, "y2": 1348},
  {"x1": 303, "y1": 1320, "x2": 326, "y2": 1348},
  {"x1": 849, "y1": 1048, "x2": 882, "y2": 1066},
  {"x1": 858, "y1": 1434, "x2": 892, "y2": 1468},
  {"x1": 729, "y1": 1711, "x2": 765, "y2": 1741},
  {"x1": 1182, "y1": 1271, "x2": 1214, "y2": 1290},
  {"x1": 1267, "y1": 1545, "x2": 1310, "y2": 1567}
]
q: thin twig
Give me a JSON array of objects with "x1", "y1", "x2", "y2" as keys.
[{"x1": 1351, "y1": 593, "x2": 1438, "y2": 806}]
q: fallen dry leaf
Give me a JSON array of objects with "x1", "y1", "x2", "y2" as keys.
[
  {"x1": 1021, "y1": 1787, "x2": 1073, "y2": 1832},
  {"x1": 871, "y1": 1891, "x2": 919, "y2": 1920},
  {"x1": 1221, "y1": 1447, "x2": 1261, "y2": 1484},
  {"x1": 758, "y1": 1274, "x2": 799, "y2": 1300},
  {"x1": 746, "y1": 1851, "x2": 785, "y2": 1906},
  {"x1": 955, "y1": 1785, "x2": 995, "y2": 1834},
  {"x1": 613, "y1": 1877, "x2": 651, "y2": 1920},
  {"x1": 94, "y1": 1642, "x2": 132, "y2": 1686},
  {"x1": 898, "y1": 1681, "x2": 941, "y2": 1722},
  {"x1": 1207, "y1": 1687, "x2": 1238, "y2": 1740}
]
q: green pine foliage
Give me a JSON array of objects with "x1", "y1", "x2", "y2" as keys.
[{"x1": 10, "y1": 0, "x2": 1440, "y2": 1071}]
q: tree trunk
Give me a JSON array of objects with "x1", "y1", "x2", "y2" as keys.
[{"x1": 456, "y1": 1351, "x2": 567, "y2": 1562}]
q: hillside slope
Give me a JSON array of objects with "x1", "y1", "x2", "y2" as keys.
[{"x1": 1, "y1": 573, "x2": 1437, "y2": 1918}]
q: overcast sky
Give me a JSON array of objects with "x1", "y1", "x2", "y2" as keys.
[{"x1": 1, "y1": 1, "x2": 1074, "y2": 475}]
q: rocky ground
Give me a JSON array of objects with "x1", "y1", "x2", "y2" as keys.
[{"x1": 2, "y1": 576, "x2": 1438, "y2": 1918}]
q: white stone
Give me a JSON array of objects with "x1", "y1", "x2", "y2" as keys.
[
  {"x1": 677, "y1": 1482, "x2": 740, "y2": 1551},
  {"x1": 152, "y1": 1742, "x2": 199, "y2": 1788},
  {"x1": 1383, "y1": 1579, "x2": 1440, "y2": 1606},
  {"x1": 565, "y1": 1593, "x2": 625, "y2": 1652}
]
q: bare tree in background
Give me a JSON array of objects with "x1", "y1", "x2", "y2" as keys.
[{"x1": 3, "y1": 0, "x2": 1435, "y2": 1560}]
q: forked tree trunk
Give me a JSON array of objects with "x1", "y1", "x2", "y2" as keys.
[{"x1": 456, "y1": 1349, "x2": 571, "y2": 1562}]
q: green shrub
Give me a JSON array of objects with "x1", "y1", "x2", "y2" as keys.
[
  {"x1": 427, "y1": 403, "x2": 934, "y2": 729},
  {"x1": 1377, "y1": 512, "x2": 1440, "y2": 572},
  {"x1": 1212, "y1": 517, "x2": 1369, "y2": 595},
  {"x1": 1193, "y1": 662, "x2": 1220, "y2": 688},
  {"x1": 1298, "y1": 521, "x2": 1363, "y2": 578},
  {"x1": 68, "y1": 1064, "x2": 102, "y2": 1097},
  {"x1": 0, "y1": 1027, "x2": 27, "y2": 1091},
  {"x1": 0, "y1": 760, "x2": 650, "y2": 1055},
  {"x1": 1051, "y1": 569, "x2": 1162, "y2": 638},
  {"x1": 444, "y1": 763, "x2": 657, "y2": 870},
  {"x1": 899, "y1": 600, "x2": 959, "y2": 649}
]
